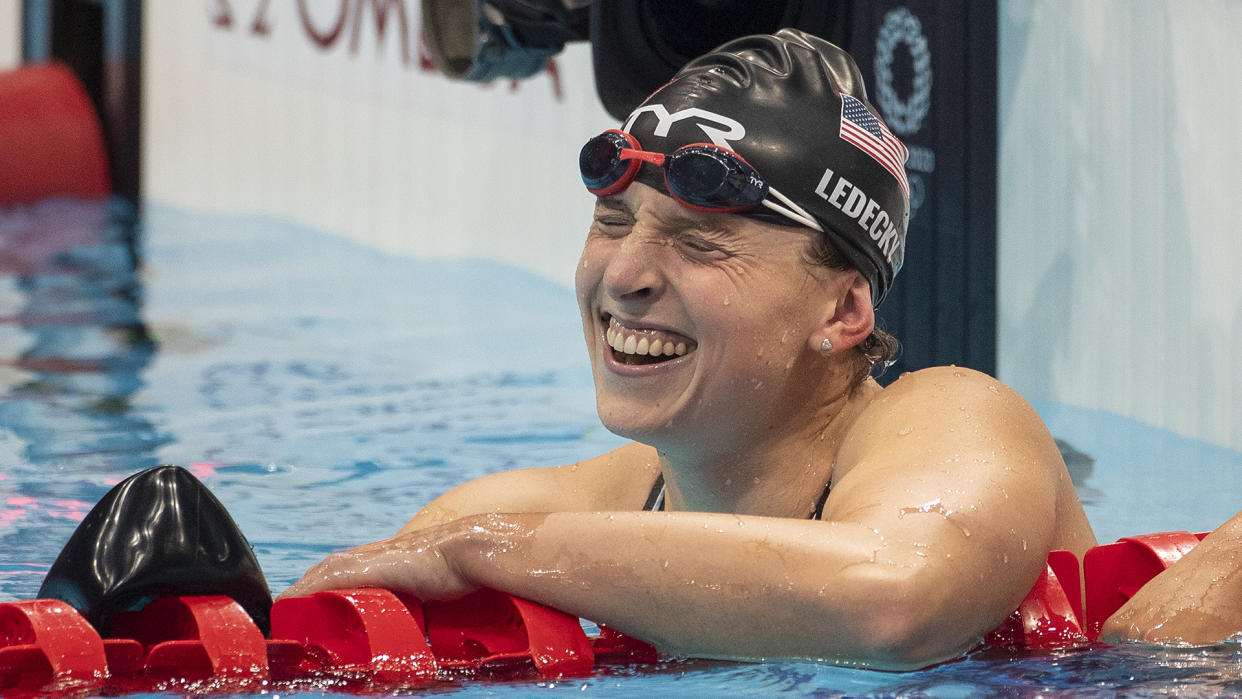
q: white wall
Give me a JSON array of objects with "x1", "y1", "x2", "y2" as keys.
[
  {"x1": 998, "y1": 0, "x2": 1242, "y2": 451},
  {"x1": 143, "y1": 1, "x2": 612, "y2": 288},
  {"x1": 0, "y1": 0, "x2": 19, "y2": 71},
  {"x1": 143, "y1": 1, "x2": 1242, "y2": 452}
]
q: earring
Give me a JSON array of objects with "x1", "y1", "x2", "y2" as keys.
[{"x1": 819, "y1": 338, "x2": 833, "y2": 355}]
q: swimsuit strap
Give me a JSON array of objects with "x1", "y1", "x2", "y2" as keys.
[
  {"x1": 642, "y1": 473, "x2": 830, "y2": 520},
  {"x1": 642, "y1": 473, "x2": 665, "y2": 511}
]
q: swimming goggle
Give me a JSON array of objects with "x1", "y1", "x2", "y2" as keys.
[{"x1": 578, "y1": 130, "x2": 823, "y2": 232}]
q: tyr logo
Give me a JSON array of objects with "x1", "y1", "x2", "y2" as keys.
[{"x1": 621, "y1": 104, "x2": 746, "y2": 149}]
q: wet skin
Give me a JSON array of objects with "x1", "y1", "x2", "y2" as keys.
[
  {"x1": 286, "y1": 183, "x2": 1098, "y2": 669},
  {"x1": 1100, "y1": 508, "x2": 1242, "y2": 645}
]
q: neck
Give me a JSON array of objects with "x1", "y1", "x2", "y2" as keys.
[{"x1": 657, "y1": 375, "x2": 881, "y2": 517}]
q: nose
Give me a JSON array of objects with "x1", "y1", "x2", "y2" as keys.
[{"x1": 601, "y1": 230, "x2": 666, "y2": 305}]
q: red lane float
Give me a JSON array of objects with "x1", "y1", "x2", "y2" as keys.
[
  {"x1": 270, "y1": 588, "x2": 436, "y2": 682},
  {"x1": 423, "y1": 587, "x2": 595, "y2": 676},
  {"x1": 985, "y1": 549, "x2": 1087, "y2": 649},
  {"x1": 0, "y1": 599, "x2": 112, "y2": 684},
  {"x1": 0, "y1": 62, "x2": 110, "y2": 204}
]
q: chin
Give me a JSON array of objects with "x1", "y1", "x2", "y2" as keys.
[{"x1": 591, "y1": 391, "x2": 672, "y2": 444}]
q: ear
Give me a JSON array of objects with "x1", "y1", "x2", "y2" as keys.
[{"x1": 808, "y1": 270, "x2": 875, "y2": 354}]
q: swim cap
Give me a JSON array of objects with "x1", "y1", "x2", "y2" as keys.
[
  {"x1": 38, "y1": 465, "x2": 273, "y2": 635},
  {"x1": 620, "y1": 28, "x2": 910, "y2": 305}
]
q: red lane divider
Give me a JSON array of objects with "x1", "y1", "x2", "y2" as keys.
[
  {"x1": 270, "y1": 588, "x2": 436, "y2": 683},
  {"x1": 0, "y1": 589, "x2": 658, "y2": 695},
  {"x1": 0, "y1": 529, "x2": 1217, "y2": 693},
  {"x1": 0, "y1": 599, "x2": 111, "y2": 685},
  {"x1": 1083, "y1": 530, "x2": 1208, "y2": 638},
  {"x1": 424, "y1": 588, "x2": 594, "y2": 677},
  {"x1": 983, "y1": 531, "x2": 1210, "y2": 650},
  {"x1": 110, "y1": 595, "x2": 271, "y2": 680},
  {"x1": 985, "y1": 550, "x2": 1088, "y2": 649}
]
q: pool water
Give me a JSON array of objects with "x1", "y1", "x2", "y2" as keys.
[{"x1": 3, "y1": 198, "x2": 1242, "y2": 696}]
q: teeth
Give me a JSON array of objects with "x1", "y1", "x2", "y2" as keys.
[{"x1": 605, "y1": 318, "x2": 693, "y2": 358}]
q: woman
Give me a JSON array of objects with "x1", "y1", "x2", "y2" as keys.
[{"x1": 284, "y1": 29, "x2": 1097, "y2": 669}]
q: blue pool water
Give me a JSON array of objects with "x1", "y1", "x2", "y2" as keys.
[{"x1": 2, "y1": 198, "x2": 1242, "y2": 696}]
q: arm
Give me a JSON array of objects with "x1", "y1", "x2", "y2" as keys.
[
  {"x1": 1100, "y1": 509, "x2": 1242, "y2": 644},
  {"x1": 396, "y1": 441, "x2": 660, "y2": 532},
  {"x1": 285, "y1": 368, "x2": 1067, "y2": 669}
]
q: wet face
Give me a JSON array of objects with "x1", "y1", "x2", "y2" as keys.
[{"x1": 575, "y1": 183, "x2": 843, "y2": 454}]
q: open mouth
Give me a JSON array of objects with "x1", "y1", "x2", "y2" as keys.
[{"x1": 604, "y1": 314, "x2": 696, "y2": 366}]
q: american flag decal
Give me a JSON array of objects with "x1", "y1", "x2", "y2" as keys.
[{"x1": 839, "y1": 94, "x2": 910, "y2": 198}]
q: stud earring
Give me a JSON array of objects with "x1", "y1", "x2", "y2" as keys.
[{"x1": 820, "y1": 338, "x2": 833, "y2": 354}]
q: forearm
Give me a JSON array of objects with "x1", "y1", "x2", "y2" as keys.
[
  {"x1": 1100, "y1": 510, "x2": 1242, "y2": 644},
  {"x1": 443, "y1": 510, "x2": 989, "y2": 668}
]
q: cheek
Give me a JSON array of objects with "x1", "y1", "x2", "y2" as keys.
[{"x1": 574, "y1": 249, "x2": 593, "y2": 305}]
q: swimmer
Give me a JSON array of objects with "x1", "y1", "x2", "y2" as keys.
[{"x1": 284, "y1": 29, "x2": 1098, "y2": 669}]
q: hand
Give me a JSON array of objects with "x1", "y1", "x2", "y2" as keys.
[{"x1": 279, "y1": 520, "x2": 480, "y2": 601}]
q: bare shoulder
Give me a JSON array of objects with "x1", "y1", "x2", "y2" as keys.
[
  {"x1": 825, "y1": 366, "x2": 1068, "y2": 548},
  {"x1": 834, "y1": 366, "x2": 1059, "y2": 483},
  {"x1": 398, "y1": 441, "x2": 660, "y2": 534}
]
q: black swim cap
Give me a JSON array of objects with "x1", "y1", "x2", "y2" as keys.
[{"x1": 620, "y1": 28, "x2": 910, "y2": 305}]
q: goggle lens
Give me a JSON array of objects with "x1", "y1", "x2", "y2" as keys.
[
  {"x1": 579, "y1": 131, "x2": 639, "y2": 195},
  {"x1": 665, "y1": 146, "x2": 766, "y2": 211}
]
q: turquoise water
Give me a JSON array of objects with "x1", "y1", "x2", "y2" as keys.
[{"x1": 3, "y1": 198, "x2": 1242, "y2": 696}]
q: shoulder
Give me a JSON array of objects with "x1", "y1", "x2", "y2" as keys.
[
  {"x1": 398, "y1": 442, "x2": 661, "y2": 533},
  {"x1": 831, "y1": 366, "x2": 1061, "y2": 492},
  {"x1": 846, "y1": 365, "x2": 1047, "y2": 444}
]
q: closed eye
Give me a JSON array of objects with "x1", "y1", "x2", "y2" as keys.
[{"x1": 592, "y1": 197, "x2": 634, "y2": 234}]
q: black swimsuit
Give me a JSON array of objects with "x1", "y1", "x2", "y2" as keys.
[{"x1": 642, "y1": 474, "x2": 832, "y2": 520}]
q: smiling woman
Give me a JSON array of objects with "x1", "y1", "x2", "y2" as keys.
[{"x1": 283, "y1": 28, "x2": 1099, "y2": 669}]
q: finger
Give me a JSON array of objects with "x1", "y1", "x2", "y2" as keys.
[{"x1": 280, "y1": 552, "x2": 380, "y2": 599}]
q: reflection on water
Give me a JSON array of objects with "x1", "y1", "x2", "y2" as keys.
[
  {"x1": 0, "y1": 199, "x2": 160, "y2": 454},
  {"x1": 2, "y1": 200, "x2": 1242, "y2": 695},
  {"x1": 0, "y1": 199, "x2": 169, "y2": 579}
]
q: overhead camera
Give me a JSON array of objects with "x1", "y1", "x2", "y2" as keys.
[{"x1": 420, "y1": 0, "x2": 852, "y2": 119}]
